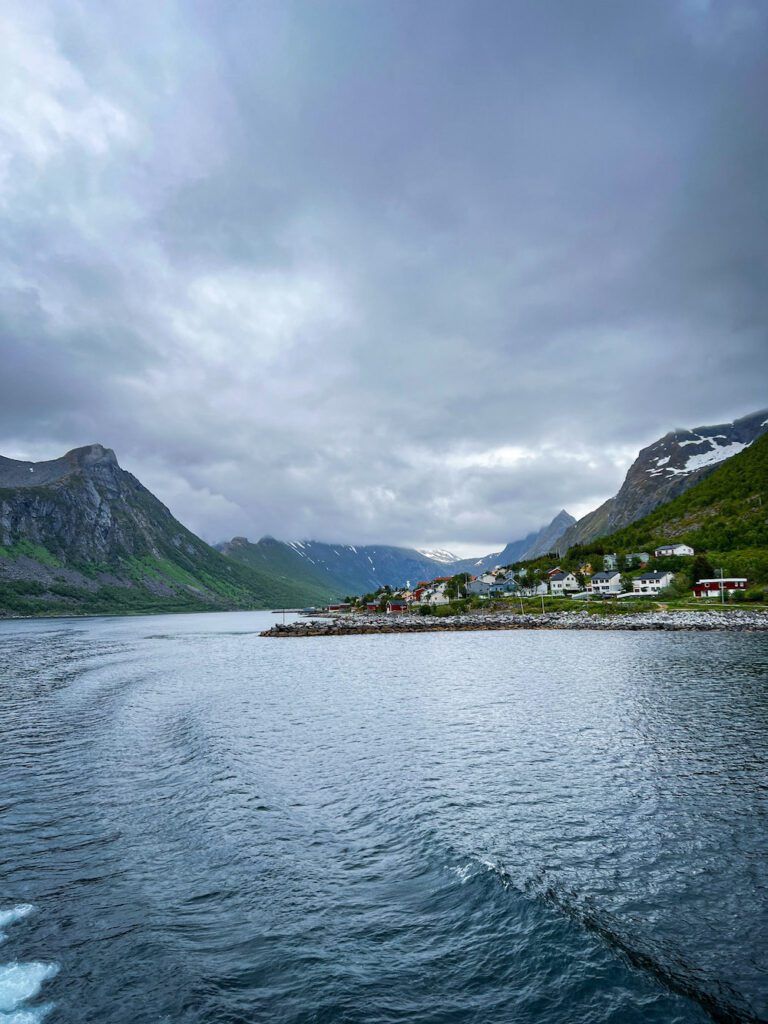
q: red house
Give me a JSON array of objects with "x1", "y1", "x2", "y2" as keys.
[
  {"x1": 386, "y1": 599, "x2": 408, "y2": 614},
  {"x1": 693, "y1": 578, "x2": 748, "y2": 598}
]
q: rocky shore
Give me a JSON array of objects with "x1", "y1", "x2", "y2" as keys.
[{"x1": 261, "y1": 609, "x2": 768, "y2": 637}]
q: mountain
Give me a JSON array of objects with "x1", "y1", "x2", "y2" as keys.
[
  {"x1": 556, "y1": 408, "x2": 768, "y2": 553},
  {"x1": 416, "y1": 548, "x2": 460, "y2": 564},
  {"x1": 219, "y1": 511, "x2": 577, "y2": 594},
  {"x1": 521, "y1": 509, "x2": 577, "y2": 559},
  {"x1": 218, "y1": 537, "x2": 450, "y2": 596},
  {"x1": 216, "y1": 536, "x2": 351, "y2": 605},
  {"x1": 0, "y1": 444, "x2": 321, "y2": 616},
  {"x1": 450, "y1": 510, "x2": 576, "y2": 574},
  {"x1": 577, "y1": 431, "x2": 768, "y2": 582}
]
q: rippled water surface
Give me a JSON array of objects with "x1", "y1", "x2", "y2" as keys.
[{"x1": 1, "y1": 611, "x2": 766, "y2": 1023}]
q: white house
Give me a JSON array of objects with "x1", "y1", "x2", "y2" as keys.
[
  {"x1": 587, "y1": 570, "x2": 623, "y2": 595},
  {"x1": 525, "y1": 582, "x2": 549, "y2": 596},
  {"x1": 632, "y1": 571, "x2": 675, "y2": 595},
  {"x1": 654, "y1": 544, "x2": 694, "y2": 557},
  {"x1": 549, "y1": 571, "x2": 580, "y2": 596}
]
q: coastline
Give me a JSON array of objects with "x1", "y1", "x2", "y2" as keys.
[{"x1": 261, "y1": 609, "x2": 768, "y2": 637}]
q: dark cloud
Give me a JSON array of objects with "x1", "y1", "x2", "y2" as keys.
[{"x1": 1, "y1": 0, "x2": 766, "y2": 553}]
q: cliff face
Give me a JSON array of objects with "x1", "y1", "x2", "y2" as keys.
[
  {"x1": 556, "y1": 408, "x2": 768, "y2": 553},
  {"x1": 0, "y1": 444, "x2": 194, "y2": 563}
]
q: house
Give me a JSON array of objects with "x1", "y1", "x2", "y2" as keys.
[
  {"x1": 422, "y1": 583, "x2": 451, "y2": 606},
  {"x1": 546, "y1": 566, "x2": 562, "y2": 577},
  {"x1": 603, "y1": 553, "x2": 619, "y2": 571},
  {"x1": 327, "y1": 602, "x2": 352, "y2": 612},
  {"x1": 466, "y1": 573, "x2": 496, "y2": 596},
  {"x1": 632, "y1": 571, "x2": 675, "y2": 595},
  {"x1": 519, "y1": 581, "x2": 549, "y2": 596},
  {"x1": 491, "y1": 572, "x2": 518, "y2": 594},
  {"x1": 386, "y1": 598, "x2": 408, "y2": 613},
  {"x1": 654, "y1": 544, "x2": 694, "y2": 557},
  {"x1": 587, "y1": 570, "x2": 623, "y2": 595},
  {"x1": 365, "y1": 600, "x2": 380, "y2": 612},
  {"x1": 549, "y1": 571, "x2": 580, "y2": 596},
  {"x1": 693, "y1": 578, "x2": 748, "y2": 598}
]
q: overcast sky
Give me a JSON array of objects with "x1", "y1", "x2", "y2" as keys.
[{"x1": 1, "y1": 0, "x2": 766, "y2": 555}]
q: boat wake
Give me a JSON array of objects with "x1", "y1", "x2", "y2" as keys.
[
  {"x1": 472, "y1": 857, "x2": 762, "y2": 1024},
  {"x1": 0, "y1": 907, "x2": 57, "y2": 1024}
]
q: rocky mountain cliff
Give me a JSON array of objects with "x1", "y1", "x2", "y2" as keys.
[
  {"x1": 556, "y1": 408, "x2": 768, "y2": 553},
  {"x1": 0, "y1": 444, "x2": 317, "y2": 615}
]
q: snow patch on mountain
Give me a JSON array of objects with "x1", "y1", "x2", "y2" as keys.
[
  {"x1": 417, "y1": 548, "x2": 459, "y2": 564},
  {"x1": 666, "y1": 440, "x2": 751, "y2": 475}
]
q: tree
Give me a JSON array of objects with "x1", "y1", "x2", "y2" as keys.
[{"x1": 691, "y1": 554, "x2": 715, "y2": 583}]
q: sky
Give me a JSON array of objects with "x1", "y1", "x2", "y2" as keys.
[{"x1": 1, "y1": 0, "x2": 766, "y2": 556}]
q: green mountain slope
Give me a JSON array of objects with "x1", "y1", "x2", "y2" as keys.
[
  {"x1": 216, "y1": 536, "x2": 348, "y2": 605},
  {"x1": 571, "y1": 431, "x2": 768, "y2": 581},
  {"x1": 0, "y1": 444, "x2": 319, "y2": 616}
]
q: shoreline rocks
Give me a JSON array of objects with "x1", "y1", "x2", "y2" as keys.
[{"x1": 260, "y1": 609, "x2": 768, "y2": 637}]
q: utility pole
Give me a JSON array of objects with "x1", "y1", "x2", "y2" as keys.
[{"x1": 719, "y1": 566, "x2": 725, "y2": 605}]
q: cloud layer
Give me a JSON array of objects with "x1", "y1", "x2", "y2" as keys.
[{"x1": 1, "y1": 0, "x2": 766, "y2": 553}]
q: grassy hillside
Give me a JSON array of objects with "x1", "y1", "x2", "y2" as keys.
[
  {"x1": 217, "y1": 536, "x2": 348, "y2": 606},
  {"x1": 0, "y1": 535, "x2": 326, "y2": 617}
]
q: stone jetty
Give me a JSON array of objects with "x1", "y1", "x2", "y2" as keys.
[{"x1": 261, "y1": 609, "x2": 768, "y2": 637}]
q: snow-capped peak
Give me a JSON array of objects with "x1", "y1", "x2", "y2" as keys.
[{"x1": 418, "y1": 548, "x2": 460, "y2": 564}]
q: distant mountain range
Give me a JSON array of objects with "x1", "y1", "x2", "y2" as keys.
[
  {"x1": 216, "y1": 510, "x2": 578, "y2": 598},
  {"x1": 2, "y1": 407, "x2": 765, "y2": 616},
  {"x1": 216, "y1": 537, "x2": 455, "y2": 599}
]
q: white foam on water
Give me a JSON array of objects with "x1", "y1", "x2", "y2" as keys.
[
  {"x1": 0, "y1": 908, "x2": 58, "y2": 1024},
  {"x1": 0, "y1": 909, "x2": 34, "y2": 947},
  {"x1": 0, "y1": 964, "x2": 58, "y2": 1013},
  {"x1": 0, "y1": 1005, "x2": 55, "y2": 1024}
]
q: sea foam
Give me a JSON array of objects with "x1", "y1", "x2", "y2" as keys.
[
  {"x1": 0, "y1": 908, "x2": 57, "y2": 1024},
  {"x1": 0, "y1": 909, "x2": 34, "y2": 947}
]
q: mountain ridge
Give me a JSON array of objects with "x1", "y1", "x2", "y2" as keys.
[{"x1": 555, "y1": 408, "x2": 768, "y2": 553}]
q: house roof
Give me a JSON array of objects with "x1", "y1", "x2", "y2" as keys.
[
  {"x1": 696, "y1": 578, "x2": 747, "y2": 584},
  {"x1": 637, "y1": 571, "x2": 672, "y2": 581},
  {"x1": 591, "y1": 571, "x2": 620, "y2": 581},
  {"x1": 550, "y1": 571, "x2": 569, "y2": 580}
]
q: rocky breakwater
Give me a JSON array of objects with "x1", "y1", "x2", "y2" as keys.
[{"x1": 261, "y1": 609, "x2": 768, "y2": 637}]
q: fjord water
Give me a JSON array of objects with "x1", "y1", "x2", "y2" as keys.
[{"x1": 1, "y1": 613, "x2": 766, "y2": 1024}]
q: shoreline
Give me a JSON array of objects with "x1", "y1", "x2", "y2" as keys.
[{"x1": 260, "y1": 609, "x2": 768, "y2": 637}]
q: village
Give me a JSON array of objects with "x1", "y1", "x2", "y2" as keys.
[{"x1": 325, "y1": 543, "x2": 752, "y2": 614}]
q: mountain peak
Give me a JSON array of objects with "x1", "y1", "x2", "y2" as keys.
[{"x1": 0, "y1": 442, "x2": 119, "y2": 489}]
